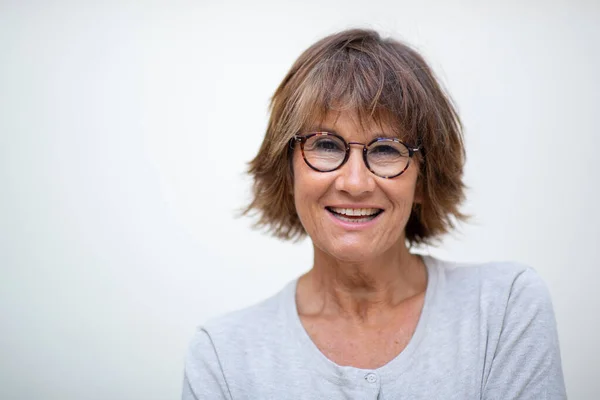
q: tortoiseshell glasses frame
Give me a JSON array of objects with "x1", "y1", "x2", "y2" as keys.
[{"x1": 291, "y1": 132, "x2": 421, "y2": 179}]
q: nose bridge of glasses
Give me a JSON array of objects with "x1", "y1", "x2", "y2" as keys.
[
  {"x1": 346, "y1": 141, "x2": 369, "y2": 164},
  {"x1": 347, "y1": 141, "x2": 367, "y2": 149}
]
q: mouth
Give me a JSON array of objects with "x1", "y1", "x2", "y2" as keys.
[{"x1": 325, "y1": 207, "x2": 384, "y2": 223}]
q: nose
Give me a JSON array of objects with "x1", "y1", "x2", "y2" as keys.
[{"x1": 334, "y1": 147, "x2": 376, "y2": 196}]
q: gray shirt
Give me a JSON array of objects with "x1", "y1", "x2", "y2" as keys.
[{"x1": 182, "y1": 256, "x2": 566, "y2": 399}]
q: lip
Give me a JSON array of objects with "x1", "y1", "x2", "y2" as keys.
[
  {"x1": 325, "y1": 205, "x2": 384, "y2": 230},
  {"x1": 326, "y1": 204, "x2": 385, "y2": 210}
]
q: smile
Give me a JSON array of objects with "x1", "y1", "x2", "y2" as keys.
[{"x1": 326, "y1": 207, "x2": 383, "y2": 223}]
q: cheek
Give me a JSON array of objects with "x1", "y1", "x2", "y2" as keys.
[
  {"x1": 292, "y1": 159, "x2": 335, "y2": 236},
  {"x1": 382, "y1": 177, "x2": 419, "y2": 222},
  {"x1": 292, "y1": 155, "x2": 307, "y2": 204},
  {"x1": 387, "y1": 194, "x2": 413, "y2": 228},
  {"x1": 292, "y1": 159, "x2": 316, "y2": 221},
  {"x1": 294, "y1": 173, "x2": 327, "y2": 211}
]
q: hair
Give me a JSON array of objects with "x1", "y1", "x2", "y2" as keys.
[{"x1": 244, "y1": 28, "x2": 467, "y2": 246}]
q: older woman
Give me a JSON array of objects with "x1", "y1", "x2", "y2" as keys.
[{"x1": 182, "y1": 29, "x2": 566, "y2": 399}]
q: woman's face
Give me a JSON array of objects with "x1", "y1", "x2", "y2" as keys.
[{"x1": 293, "y1": 111, "x2": 421, "y2": 262}]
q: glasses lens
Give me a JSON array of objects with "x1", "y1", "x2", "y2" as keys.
[
  {"x1": 366, "y1": 140, "x2": 410, "y2": 177},
  {"x1": 302, "y1": 134, "x2": 346, "y2": 171}
]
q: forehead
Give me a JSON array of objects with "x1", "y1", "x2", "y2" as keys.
[{"x1": 307, "y1": 110, "x2": 401, "y2": 140}]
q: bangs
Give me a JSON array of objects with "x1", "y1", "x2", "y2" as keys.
[{"x1": 288, "y1": 43, "x2": 427, "y2": 147}]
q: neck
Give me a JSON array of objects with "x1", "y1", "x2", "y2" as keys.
[{"x1": 298, "y1": 244, "x2": 427, "y2": 323}]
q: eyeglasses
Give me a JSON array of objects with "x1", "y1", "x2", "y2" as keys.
[{"x1": 291, "y1": 132, "x2": 420, "y2": 179}]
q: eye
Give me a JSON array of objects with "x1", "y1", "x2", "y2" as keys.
[
  {"x1": 316, "y1": 139, "x2": 343, "y2": 151},
  {"x1": 306, "y1": 136, "x2": 346, "y2": 153},
  {"x1": 367, "y1": 141, "x2": 409, "y2": 163},
  {"x1": 370, "y1": 144, "x2": 400, "y2": 156}
]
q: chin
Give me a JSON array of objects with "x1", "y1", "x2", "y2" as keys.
[{"x1": 316, "y1": 238, "x2": 387, "y2": 263}]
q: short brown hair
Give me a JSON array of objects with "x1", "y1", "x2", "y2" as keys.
[{"x1": 245, "y1": 28, "x2": 467, "y2": 246}]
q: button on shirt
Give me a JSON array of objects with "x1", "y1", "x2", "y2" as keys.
[{"x1": 365, "y1": 373, "x2": 378, "y2": 384}]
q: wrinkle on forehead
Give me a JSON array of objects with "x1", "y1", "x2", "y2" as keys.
[{"x1": 307, "y1": 108, "x2": 406, "y2": 142}]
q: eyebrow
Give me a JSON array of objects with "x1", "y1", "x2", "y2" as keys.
[{"x1": 306, "y1": 126, "x2": 398, "y2": 139}]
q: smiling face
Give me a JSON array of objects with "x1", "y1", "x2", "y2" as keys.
[{"x1": 293, "y1": 111, "x2": 421, "y2": 263}]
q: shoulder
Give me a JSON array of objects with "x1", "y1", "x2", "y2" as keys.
[
  {"x1": 184, "y1": 281, "x2": 296, "y2": 397},
  {"x1": 429, "y1": 256, "x2": 552, "y2": 305},
  {"x1": 188, "y1": 280, "x2": 294, "y2": 363},
  {"x1": 427, "y1": 256, "x2": 560, "y2": 365},
  {"x1": 425, "y1": 256, "x2": 557, "y2": 337},
  {"x1": 425, "y1": 259, "x2": 568, "y2": 398},
  {"x1": 202, "y1": 282, "x2": 290, "y2": 336}
]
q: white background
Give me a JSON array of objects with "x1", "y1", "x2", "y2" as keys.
[{"x1": 1, "y1": 1, "x2": 599, "y2": 399}]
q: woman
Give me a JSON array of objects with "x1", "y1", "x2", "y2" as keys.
[{"x1": 183, "y1": 29, "x2": 566, "y2": 399}]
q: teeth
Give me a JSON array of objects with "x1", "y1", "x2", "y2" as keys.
[{"x1": 330, "y1": 207, "x2": 381, "y2": 216}]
